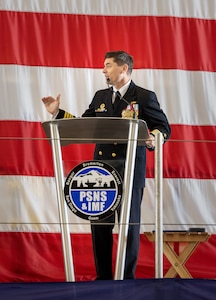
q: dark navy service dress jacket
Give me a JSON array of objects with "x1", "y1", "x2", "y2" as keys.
[{"x1": 57, "y1": 80, "x2": 171, "y2": 187}]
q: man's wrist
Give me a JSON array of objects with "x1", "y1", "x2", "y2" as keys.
[
  {"x1": 150, "y1": 129, "x2": 164, "y2": 143},
  {"x1": 52, "y1": 110, "x2": 59, "y2": 119}
]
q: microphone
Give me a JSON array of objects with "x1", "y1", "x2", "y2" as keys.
[
  {"x1": 112, "y1": 89, "x2": 137, "y2": 119},
  {"x1": 106, "y1": 77, "x2": 111, "y2": 85},
  {"x1": 106, "y1": 79, "x2": 137, "y2": 118}
]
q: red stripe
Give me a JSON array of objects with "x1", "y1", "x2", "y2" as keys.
[
  {"x1": 0, "y1": 121, "x2": 216, "y2": 179},
  {"x1": 147, "y1": 124, "x2": 216, "y2": 179},
  {"x1": 0, "y1": 120, "x2": 94, "y2": 177},
  {"x1": 0, "y1": 232, "x2": 215, "y2": 282},
  {"x1": 0, "y1": 11, "x2": 216, "y2": 71}
]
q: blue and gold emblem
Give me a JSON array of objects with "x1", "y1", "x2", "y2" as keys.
[{"x1": 64, "y1": 160, "x2": 123, "y2": 220}]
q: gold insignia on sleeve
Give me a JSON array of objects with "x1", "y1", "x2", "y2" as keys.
[{"x1": 95, "y1": 103, "x2": 107, "y2": 112}]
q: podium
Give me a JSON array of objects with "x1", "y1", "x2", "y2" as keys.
[{"x1": 42, "y1": 117, "x2": 150, "y2": 281}]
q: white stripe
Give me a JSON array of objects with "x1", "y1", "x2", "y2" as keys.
[
  {"x1": 0, "y1": 175, "x2": 91, "y2": 233},
  {"x1": 1, "y1": 65, "x2": 215, "y2": 125},
  {"x1": 0, "y1": 176, "x2": 215, "y2": 233},
  {"x1": 134, "y1": 69, "x2": 216, "y2": 126},
  {"x1": 142, "y1": 178, "x2": 216, "y2": 234},
  {"x1": 0, "y1": 0, "x2": 215, "y2": 19}
]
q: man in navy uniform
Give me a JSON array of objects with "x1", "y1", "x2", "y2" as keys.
[{"x1": 42, "y1": 50, "x2": 171, "y2": 280}]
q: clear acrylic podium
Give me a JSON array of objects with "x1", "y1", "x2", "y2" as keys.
[{"x1": 42, "y1": 117, "x2": 150, "y2": 281}]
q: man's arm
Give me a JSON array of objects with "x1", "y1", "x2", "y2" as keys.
[{"x1": 42, "y1": 94, "x2": 75, "y2": 119}]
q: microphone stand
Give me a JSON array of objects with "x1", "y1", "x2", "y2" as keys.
[{"x1": 110, "y1": 88, "x2": 137, "y2": 119}]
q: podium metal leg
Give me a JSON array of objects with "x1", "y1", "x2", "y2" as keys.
[
  {"x1": 114, "y1": 120, "x2": 139, "y2": 280},
  {"x1": 50, "y1": 123, "x2": 75, "y2": 282},
  {"x1": 154, "y1": 132, "x2": 163, "y2": 278}
]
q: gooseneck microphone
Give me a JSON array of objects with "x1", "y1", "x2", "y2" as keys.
[
  {"x1": 112, "y1": 90, "x2": 130, "y2": 106},
  {"x1": 111, "y1": 89, "x2": 137, "y2": 119},
  {"x1": 106, "y1": 79, "x2": 132, "y2": 105}
]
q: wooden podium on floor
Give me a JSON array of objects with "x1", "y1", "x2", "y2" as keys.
[{"x1": 42, "y1": 117, "x2": 149, "y2": 281}]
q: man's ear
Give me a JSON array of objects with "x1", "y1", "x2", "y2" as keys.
[{"x1": 122, "y1": 63, "x2": 128, "y2": 74}]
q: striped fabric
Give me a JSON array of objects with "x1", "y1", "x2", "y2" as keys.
[{"x1": 0, "y1": 0, "x2": 216, "y2": 281}]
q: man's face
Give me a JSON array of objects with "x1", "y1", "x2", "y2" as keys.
[{"x1": 103, "y1": 57, "x2": 125, "y2": 86}]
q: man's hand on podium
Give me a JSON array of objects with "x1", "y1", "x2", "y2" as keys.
[{"x1": 145, "y1": 133, "x2": 155, "y2": 150}]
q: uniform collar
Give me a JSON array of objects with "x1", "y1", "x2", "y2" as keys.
[{"x1": 113, "y1": 80, "x2": 131, "y2": 97}]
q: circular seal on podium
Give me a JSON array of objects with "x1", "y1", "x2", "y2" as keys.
[{"x1": 64, "y1": 160, "x2": 123, "y2": 220}]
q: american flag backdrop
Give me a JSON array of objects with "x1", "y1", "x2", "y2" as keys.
[{"x1": 0, "y1": 0, "x2": 216, "y2": 281}]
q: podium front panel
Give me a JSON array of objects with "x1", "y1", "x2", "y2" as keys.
[{"x1": 42, "y1": 117, "x2": 149, "y2": 146}]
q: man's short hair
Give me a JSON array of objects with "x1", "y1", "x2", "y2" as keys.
[{"x1": 104, "y1": 51, "x2": 133, "y2": 74}]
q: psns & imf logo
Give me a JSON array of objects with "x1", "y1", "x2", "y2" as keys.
[{"x1": 64, "y1": 160, "x2": 123, "y2": 220}]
